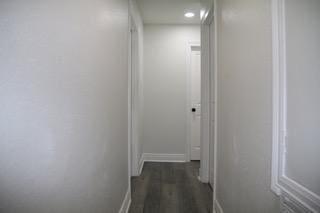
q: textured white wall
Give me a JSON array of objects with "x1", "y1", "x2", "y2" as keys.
[
  {"x1": 215, "y1": 0, "x2": 280, "y2": 212},
  {"x1": 143, "y1": 24, "x2": 200, "y2": 155},
  {"x1": 0, "y1": 1, "x2": 129, "y2": 212}
]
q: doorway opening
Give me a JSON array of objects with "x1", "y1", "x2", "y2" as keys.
[{"x1": 128, "y1": 0, "x2": 214, "y2": 212}]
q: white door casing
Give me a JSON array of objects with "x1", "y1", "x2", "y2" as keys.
[
  {"x1": 208, "y1": 15, "x2": 215, "y2": 188},
  {"x1": 200, "y1": 2, "x2": 217, "y2": 204},
  {"x1": 129, "y1": 13, "x2": 140, "y2": 177},
  {"x1": 190, "y1": 47, "x2": 201, "y2": 160}
]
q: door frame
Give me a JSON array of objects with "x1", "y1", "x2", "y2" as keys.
[
  {"x1": 200, "y1": 2, "x2": 218, "y2": 211},
  {"x1": 186, "y1": 41, "x2": 201, "y2": 162},
  {"x1": 127, "y1": 13, "x2": 133, "y2": 201},
  {"x1": 208, "y1": 11, "x2": 216, "y2": 189},
  {"x1": 198, "y1": 4, "x2": 216, "y2": 185},
  {"x1": 128, "y1": 9, "x2": 140, "y2": 179}
]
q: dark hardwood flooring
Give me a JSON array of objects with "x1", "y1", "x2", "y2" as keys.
[{"x1": 129, "y1": 161, "x2": 213, "y2": 213}]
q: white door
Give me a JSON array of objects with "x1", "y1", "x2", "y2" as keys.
[{"x1": 190, "y1": 47, "x2": 201, "y2": 160}]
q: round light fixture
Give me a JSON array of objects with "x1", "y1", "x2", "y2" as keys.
[{"x1": 185, "y1": 12, "x2": 195, "y2": 18}]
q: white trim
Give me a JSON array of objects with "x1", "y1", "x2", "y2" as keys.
[
  {"x1": 131, "y1": 21, "x2": 139, "y2": 177},
  {"x1": 138, "y1": 155, "x2": 145, "y2": 175},
  {"x1": 199, "y1": 4, "x2": 215, "y2": 186},
  {"x1": 201, "y1": 2, "x2": 214, "y2": 25},
  {"x1": 186, "y1": 43, "x2": 192, "y2": 162},
  {"x1": 199, "y1": 20, "x2": 211, "y2": 184},
  {"x1": 188, "y1": 41, "x2": 201, "y2": 47},
  {"x1": 280, "y1": 176, "x2": 320, "y2": 212},
  {"x1": 127, "y1": 7, "x2": 133, "y2": 201},
  {"x1": 186, "y1": 41, "x2": 201, "y2": 162},
  {"x1": 281, "y1": 176, "x2": 320, "y2": 206},
  {"x1": 271, "y1": 0, "x2": 320, "y2": 212},
  {"x1": 129, "y1": 0, "x2": 142, "y2": 177},
  {"x1": 214, "y1": 199, "x2": 223, "y2": 213},
  {"x1": 271, "y1": 0, "x2": 283, "y2": 196},
  {"x1": 212, "y1": 0, "x2": 218, "y2": 208},
  {"x1": 281, "y1": 190, "x2": 315, "y2": 213},
  {"x1": 142, "y1": 153, "x2": 186, "y2": 162},
  {"x1": 118, "y1": 188, "x2": 131, "y2": 213},
  {"x1": 128, "y1": 7, "x2": 137, "y2": 177},
  {"x1": 201, "y1": 3, "x2": 217, "y2": 212}
]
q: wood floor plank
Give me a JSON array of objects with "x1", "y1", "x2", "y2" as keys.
[
  {"x1": 143, "y1": 182, "x2": 161, "y2": 213},
  {"x1": 162, "y1": 163, "x2": 176, "y2": 183},
  {"x1": 160, "y1": 183, "x2": 179, "y2": 213}
]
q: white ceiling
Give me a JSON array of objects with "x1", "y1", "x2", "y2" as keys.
[{"x1": 136, "y1": 0, "x2": 201, "y2": 24}]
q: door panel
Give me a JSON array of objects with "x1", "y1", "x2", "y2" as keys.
[{"x1": 190, "y1": 49, "x2": 201, "y2": 160}]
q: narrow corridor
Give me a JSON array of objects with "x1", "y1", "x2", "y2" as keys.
[{"x1": 129, "y1": 162, "x2": 212, "y2": 213}]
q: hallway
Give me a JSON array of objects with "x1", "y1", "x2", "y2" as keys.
[
  {"x1": 1, "y1": 0, "x2": 320, "y2": 212},
  {"x1": 129, "y1": 162, "x2": 212, "y2": 213}
]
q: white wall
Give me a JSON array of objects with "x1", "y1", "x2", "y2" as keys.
[
  {"x1": 143, "y1": 25, "x2": 200, "y2": 155},
  {"x1": 214, "y1": 0, "x2": 280, "y2": 212},
  {"x1": 0, "y1": 1, "x2": 129, "y2": 212}
]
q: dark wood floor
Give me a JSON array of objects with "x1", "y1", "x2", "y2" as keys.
[{"x1": 129, "y1": 161, "x2": 213, "y2": 213}]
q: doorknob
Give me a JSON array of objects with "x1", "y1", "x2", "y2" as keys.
[{"x1": 191, "y1": 108, "x2": 196, "y2": 112}]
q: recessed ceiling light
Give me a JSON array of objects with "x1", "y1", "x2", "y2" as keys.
[{"x1": 185, "y1": 12, "x2": 195, "y2": 18}]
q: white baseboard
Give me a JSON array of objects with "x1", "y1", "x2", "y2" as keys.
[
  {"x1": 138, "y1": 155, "x2": 145, "y2": 175},
  {"x1": 142, "y1": 153, "x2": 186, "y2": 162},
  {"x1": 214, "y1": 199, "x2": 224, "y2": 213},
  {"x1": 118, "y1": 188, "x2": 131, "y2": 213}
]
